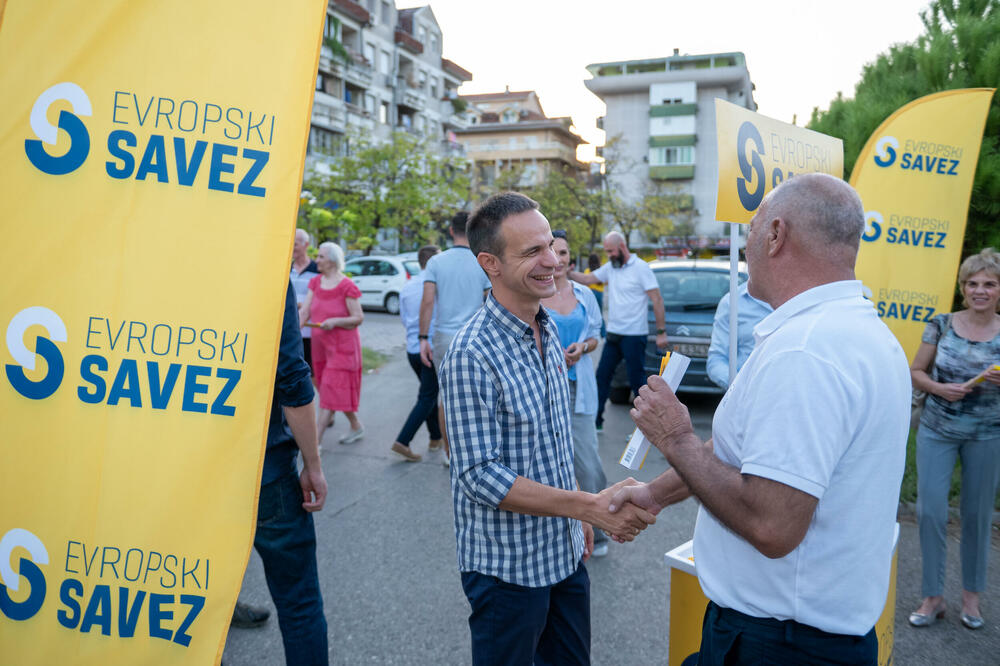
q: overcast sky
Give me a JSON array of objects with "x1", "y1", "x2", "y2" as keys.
[{"x1": 402, "y1": 0, "x2": 932, "y2": 160}]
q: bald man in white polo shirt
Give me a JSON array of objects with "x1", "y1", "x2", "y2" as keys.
[
  {"x1": 570, "y1": 231, "x2": 667, "y2": 431},
  {"x1": 609, "y1": 174, "x2": 910, "y2": 664}
]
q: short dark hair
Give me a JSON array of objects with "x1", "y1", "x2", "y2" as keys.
[
  {"x1": 588, "y1": 253, "x2": 601, "y2": 271},
  {"x1": 449, "y1": 211, "x2": 470, "y2": 235},
  {"x1": 417, "y1": 244, "x2": 439, "y2": 270},
  {"x1": 468, "y1": 192, "x2": 539, "y2": 257}
]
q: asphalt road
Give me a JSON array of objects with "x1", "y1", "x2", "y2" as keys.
[{"x1": 222, "y1": 311, "x2": 999, "y2": 665}]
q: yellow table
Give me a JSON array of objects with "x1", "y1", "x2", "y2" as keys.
[{"x1": 665, "y1": 524, "x2": 899, "y2": 665}]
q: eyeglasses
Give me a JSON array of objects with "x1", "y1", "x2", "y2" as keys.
[{"x1": 552, "y1": 229, "x2": 567, "y2": 239}]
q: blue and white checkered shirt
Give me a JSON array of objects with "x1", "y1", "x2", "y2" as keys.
[{"x1": 441, "y1": 293, "x2": 584, "y2": 588}]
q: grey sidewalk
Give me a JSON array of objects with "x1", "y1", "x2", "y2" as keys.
[{"x1": 223, "y1": 313, "x2": 1000, "y2": 665}]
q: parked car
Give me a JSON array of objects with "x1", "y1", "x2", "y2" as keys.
[
  {"x1": 342, "y1": 255, "x2": 420, "y2": 315},
  {"x1": 608, "y1": 259, "x2": 748, "y2": 403}
]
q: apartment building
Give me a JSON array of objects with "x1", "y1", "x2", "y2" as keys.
[
  {"x1": 584, "y1": 50, "x2": 756, "y2": 238},
  {"x1": 455, "y1": 89, "x2": 586, "y2": 188},
  {"x1": 308, "y1": 1, "x2": 473, "y2": 170}
]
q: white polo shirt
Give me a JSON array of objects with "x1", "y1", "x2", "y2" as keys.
[
  {"x1": 693, "y1": 280, "x2": 910, "y2": 636},
  {"x1": 592, "y1": 255, "x2": 658, "y2": 336}
]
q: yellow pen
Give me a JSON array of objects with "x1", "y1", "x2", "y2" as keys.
[{"x1": 659, "y1": 352, "x2": 671, "y2": 376}]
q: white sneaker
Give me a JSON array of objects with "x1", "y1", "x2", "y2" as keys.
[
  {"x1": 591, "y1": 542, "x2": 609, "y2": 558},
  {"x1": 339, "y1": 427, "x2": 365, "y2": 444},
  {"x1": 443, "y1": 452, "x2": 450, "y2": 468}
]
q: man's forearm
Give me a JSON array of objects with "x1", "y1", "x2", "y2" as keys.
[
  {"x1": 419, "y1": 299, "x2": 433, "y2": 336},
  {"x1": 647, "y1": 468, "x2": 693, "y2": 509},
  {"x1": 659, "y1": 433, "x2": 813, "y2": 558},
  {"x1": 283, "y1": 402, "x2": 320, "y2": 468},
  {"x1": 569, "y1": 270, "x2": 598, "y2": 285},
  {"x1": 650, "y1": 292, "x2": 666, "y2": 330},
  {"x1": 499, "y1": 476, "x2": 593, "y2": 519}
]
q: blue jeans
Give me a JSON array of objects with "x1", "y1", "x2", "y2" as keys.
[
  {"x1": 595, "y1": 333, "x2": 648, "y2": 426},
  {"x1": 916, "y1": 427, "x2": 1000, "y2": 596},
  {"x1": 461, "y1": 563, "x2": 590, "y2": 666},
  {"x1": 684, "y1": 601, "x2": 877, "y2": 666},
  {"x1": 255, "y1": 471, "x2": 328, "y2": 665},
  {"x1": 395, "y1": 352, "x2": 442, "y2": 446}
]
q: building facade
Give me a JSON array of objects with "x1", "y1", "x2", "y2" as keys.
[
  {"x1": 584, "y1": 50, "x2": 756, "y2": 239},
  {"x1": 308, "y1": 1, "x2": 473, "y2": 170},
  {"x1": 455, "y1": 89, "x2": 586, "y2": 189}
]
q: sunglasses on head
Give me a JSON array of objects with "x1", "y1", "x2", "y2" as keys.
[{"x1": 552, "y1": 229, "x2": 567, "y2": 239}]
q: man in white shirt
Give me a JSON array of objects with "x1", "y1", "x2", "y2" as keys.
[
  {"x1": 705, "y1": 281, "x2": 772, "y2": 388},
  {"x1": 608, "y1": 174, "x2": 910, "y2": 664},
  {"x1": 570, "y1": 232, "x2": 667, "y2": 431}
]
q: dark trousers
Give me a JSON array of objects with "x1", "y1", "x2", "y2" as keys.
[
  {"x1": 461, "y1": 563, "x2": 591, "y2": 666},
  {"x1": 595, "y1": 333, "x2": 648, "y2": 426},
  {"x1": 395, "y1": 352, "x2": 441, "y2": 446},
  {"x1": 684, "y1": 601, "x2": 877, "y2": 666},
  {"x1": 254, "y1": 472, "x2": 328, "y2": 665}
]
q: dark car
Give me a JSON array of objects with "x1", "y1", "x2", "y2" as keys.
[{"x1": 608, "y1": 259, "x2": 748, "y2": 403}]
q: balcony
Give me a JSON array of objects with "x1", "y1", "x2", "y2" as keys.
[
  {"x1": 440, "y1": 140, "x2": 466, "y2": 157},
  {"x1": 394, "y1": 28, "x2": 423, "y2": 54},
  {"x1": 332, "y1": 0, "x2": 370, "y2": 24},
  {"x1": 649, "y1": 165, "x2": 695, "y2": 180},
  {"x1": 649, "y1": 103, "x2": 697, "y2": 118},
  {"x1": 440, "y1": 100, "x2": 470, "y2": 129},
  {"x1": 400, "y1": 87, "x2": 425, "y2": 112},
  {"x1": 311, "y1": 93, "x2": 347, "y2": 132},
  {"x1": 441, "y1": 58, "x2": 472, "y2": 82},
  {"x1": 343, "y1": 60, "x2": 372, "y2": 89}
]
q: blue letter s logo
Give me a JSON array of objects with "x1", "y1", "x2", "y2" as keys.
[
  {"x1": 0, "y1": 529, "x2": 49, "y2": 622},
  {"x1": 873, "y1": 136, "x2": 898, "y2": 168},
  {"x1": 24, "y1": 83, "x2": 92, "y2": 175},
  {"x1": 736, "y1": 121, "x2": 765, "y2": 212},
  {"x1": 5, "y1": 307, "x2": 67, "y2": 400},
  {"x1": 862, "y1": 211, "x2": 883, "y2": 243}
]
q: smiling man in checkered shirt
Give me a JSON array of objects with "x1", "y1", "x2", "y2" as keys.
[{"x1": 440, "y1": 192, "x2": 656, "y2": 666}]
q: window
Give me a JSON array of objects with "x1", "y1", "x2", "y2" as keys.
[
  {"x1": 381, "y1": 1, "x2": 391, "y2": 24},
  {"x1": 309, "y1": 126, "x2": 340, "y2": 155},
  {"x1": 365, "y1": 94, "x2": 376, "y2": 116},
  {"x1": 431, "y1": 34, "x2": 439, "y2": 53},
  {"x1": 430, "y1": 76, "x2": 438, "y2": 99},
  {"x1": 417, "y1": 26, "x2": 426, "y2": 43},
  {"x1": 418, "y1": 69, "x2": 427, "y2": 89},
  {"x1": 502, "y1": 109, "x2": 517, "y2": 123},
  {"x1": 316, "y1": 74, "x2": 324, "y2": 92},
  {"x1": 649, "y1": 146, "x2": 695, "y2": 166},
  {"x1": 381, "y1": 49, "x2": 391, "y2": 75},
  {"x1": 380, "y1": 102, "x2": 389, "y2": 124},
  {"x1": 364, "y1": 43, "x2": 375, "y2": 66},
  {"x1": 344, "y1": 261, "x2": 363, "y2": 277},
  {"x1": 376, "y1": 261, "x2": 397, "y2": 276}
]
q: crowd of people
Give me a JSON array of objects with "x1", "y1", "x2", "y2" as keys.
[{"x1": 238, "y1": 180, "x2": 998, "y2": 665}]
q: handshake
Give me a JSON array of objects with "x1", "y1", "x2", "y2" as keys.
[{"x1": 582, "y1": 478, "x2": 661, "y2": 544}]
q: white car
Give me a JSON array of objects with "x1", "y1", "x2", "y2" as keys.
[{"x1": 342, "y1": 255, "x2": 421, "y2": 314}]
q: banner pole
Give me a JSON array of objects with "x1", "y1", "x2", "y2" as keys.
[{"x1": 728, "y1": 222, "x2": 738, "y2": 385}]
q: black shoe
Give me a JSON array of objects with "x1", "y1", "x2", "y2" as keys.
[{"x1": 232, "y1": 601, "x2": 270, "y2": 628}]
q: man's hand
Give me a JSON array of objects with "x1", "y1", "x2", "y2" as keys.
[
  {"x1": 419, "y1": 338, "x2": 433, "y2": 367},
  {"x1": 586, "y1": 480, "x2": 656, "y2": 541},
  {"x1": 655, "y1": 332, "x2": 668, "y2": 350},
  {"x1": 564, "y1": 342, "x2": 584, "y2": 368},
  {"x1": 299, "y1": 461, "x2": 327, "y2": 512},
  {"x1": 936, "y1": 382, "x2": 972, "y2": 402},
  {"x1": 582, "y1": 522, "x2": 594, "y2": 562},
  {"x1": 607, "y1": 480, "x2": 663, "y2": 543},
  {"x1": 631, "y1": 374, "x2": 695, "y2": 455}
]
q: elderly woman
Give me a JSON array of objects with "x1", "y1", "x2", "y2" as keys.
[
  {"x1": 300, "y1": 241, "x2": 365, "y2": 444},
  {"x1": 909, "y1": 248, "x2": 1000, "y2": 630},
  {"x1": 540, "y1": 230, "x2": 608, "y2": 556}
]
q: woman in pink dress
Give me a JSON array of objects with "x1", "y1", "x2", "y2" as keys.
[{"x1": 300, "y1": 241, "x2": 365, "y2": 444}]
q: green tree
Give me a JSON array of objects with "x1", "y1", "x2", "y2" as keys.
[
  {"x1": 302, "y1": 131, "x2": 469, "y2": 253},
  {"x1": 808, "y1": 0, "x2": 1000, "y2": 257}
]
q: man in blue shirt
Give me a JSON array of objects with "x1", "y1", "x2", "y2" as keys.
[
  {"x1": 706, "y1": 281, "x2": 772, "y2": 388},
  {"x1": 391, "y1": 245, "x2": 442, "y2": 462},
  {"x1": 442, "y1": 192, "x2": 655, "y2": 665},
  {"x1": 237, "y1": 281, "x2": 329, "y2": 664}
]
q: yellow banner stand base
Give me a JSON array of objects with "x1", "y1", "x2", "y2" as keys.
[{"x1": 665, "y1": 524, "x2": 899, "y2": 666}]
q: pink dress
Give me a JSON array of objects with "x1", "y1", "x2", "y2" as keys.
[{"x1": 308, "y1": 275, "x2": 362, "y2": 412}]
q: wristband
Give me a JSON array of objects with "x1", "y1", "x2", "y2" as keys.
[
  {"x1": 418, "y1": 334, "x2": 429, "y2": 340},
  {"x1": 656, "y1": 328, "x2": 666, "y2": 335}
]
